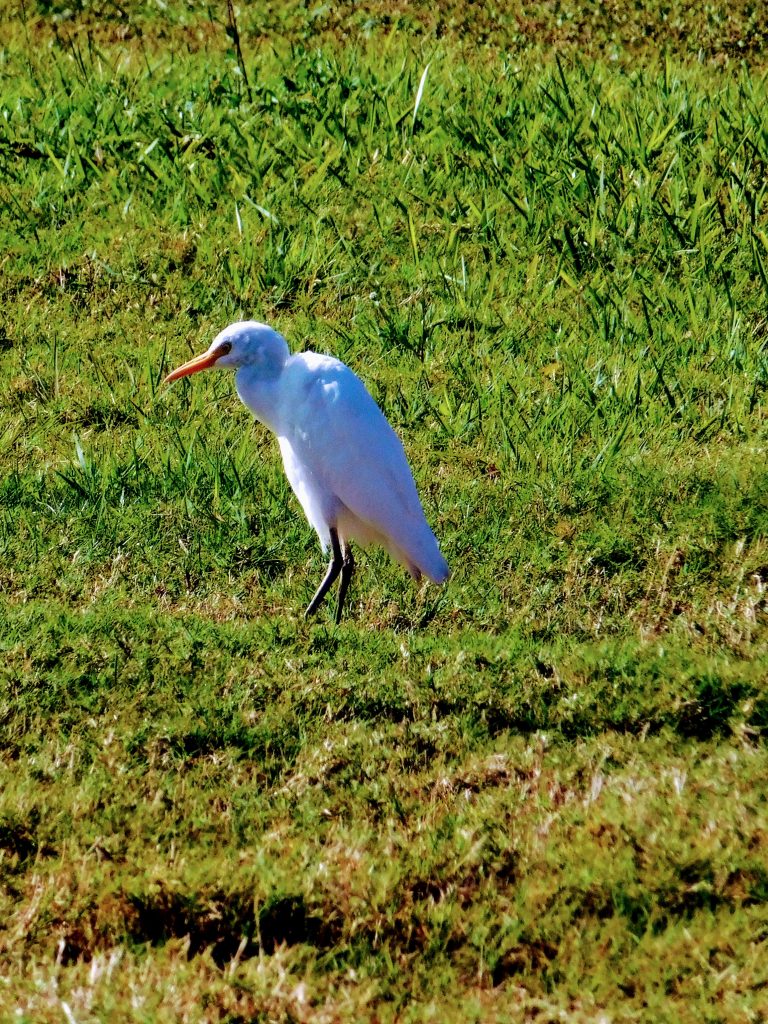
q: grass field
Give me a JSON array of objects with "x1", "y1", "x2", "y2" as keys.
[{"x1": 2, "y1": 2, "x2": 768, "y2": 1020}]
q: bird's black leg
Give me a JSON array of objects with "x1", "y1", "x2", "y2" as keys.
[
  {"x1": 305, "y1": 528, "x2": 343, "y2": 619},
  {"x1": 335, "y1": 542, "x2": 355, "y2": 624}
]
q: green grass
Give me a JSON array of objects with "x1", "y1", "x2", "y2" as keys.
[{"x1": 2, "y1": 2, "x2": 768, "y2": 1021}]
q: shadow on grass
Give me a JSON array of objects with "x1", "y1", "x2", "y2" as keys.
[{"x1": 125, "y1": 889, "x2": 341, "y2": 966}]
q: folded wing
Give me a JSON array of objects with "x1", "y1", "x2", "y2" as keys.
[{"x1": 282, "y1": 354, "x2": 449, "y2": 582}]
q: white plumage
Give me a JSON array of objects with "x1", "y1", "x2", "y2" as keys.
[{"x1": 165, "y1": 321, "x2": 449, "y2": 621}]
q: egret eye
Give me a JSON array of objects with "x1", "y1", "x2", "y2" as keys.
[{"x1": 217, "y1": 342, "x2": 233, "y2": 357}]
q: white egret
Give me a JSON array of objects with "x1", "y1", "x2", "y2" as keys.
[{"x1": 164, "y1": 321, "x2": 449, "y2": 622}]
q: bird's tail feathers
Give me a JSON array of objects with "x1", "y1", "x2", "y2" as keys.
[
  {"x1": 395, "y1": 526, "x2": 449, "y2": 585},
  {"x1": 420, "y1": 549, "x2": 450, "y2": 584}
]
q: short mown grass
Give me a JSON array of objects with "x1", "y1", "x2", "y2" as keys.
[{"x1": 2, "y1": 3, "x2": 768, "y2": 1021}]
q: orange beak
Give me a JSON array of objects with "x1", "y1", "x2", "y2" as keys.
[{"x1": 164, "y1": 349, "x2": 222, "y2": 384}]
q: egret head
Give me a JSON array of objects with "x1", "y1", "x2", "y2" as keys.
[{"x1": 164, "y1": 321, "x2": 290, "y2": 383}]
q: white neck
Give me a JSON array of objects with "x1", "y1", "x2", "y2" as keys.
[{"x1": 234, "y1": 363, "x2": 286, "y2": 434}]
